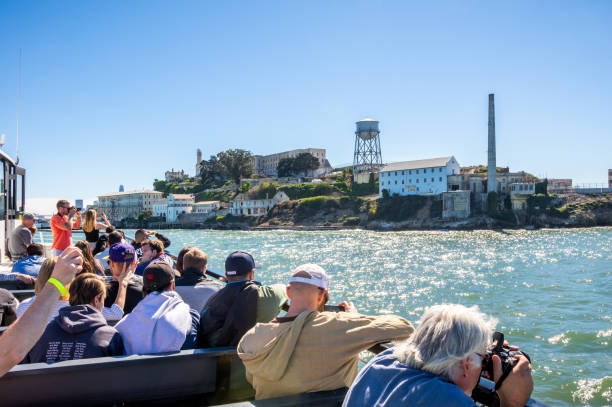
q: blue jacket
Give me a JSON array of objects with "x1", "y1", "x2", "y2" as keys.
[
  {"x1": 11, "y1": 255, "x2": 45, "y2": 277},
  {"x1": 343, "y1": 348, "x2": 477, "y2": 407}
]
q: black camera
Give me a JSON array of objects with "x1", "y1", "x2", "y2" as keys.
[
  {"x1": 323, "y1": 304, "x2": 345, "y2": 312},
  {"x1": 481, "y1": 331, "x2": 531, "y2": 381}
]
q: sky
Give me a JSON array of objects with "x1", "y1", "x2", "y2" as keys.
[{"x1": 0, "y1": 1, "x2": 610, "y2": 214}]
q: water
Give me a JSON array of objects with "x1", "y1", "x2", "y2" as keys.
[{"x1": 42, "y1": 227, "x2": 612, "y2": 406}]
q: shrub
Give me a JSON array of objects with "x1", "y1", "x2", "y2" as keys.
[
  {"x1": 343, "y1": 217, "x2": 360, "y2": 226},
  {"x1": 375, "y1": 195, "x2": 428, "y2": 221},
  {"x1": 247, "y1": 182, "x2": 279, "y2": 200},
  {"x1": 280, "y1": 183, "x2": 339, "y2": 199}
]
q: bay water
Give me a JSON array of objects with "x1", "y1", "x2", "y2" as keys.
[{"x1": 44, "y1": 227, "x2": 612, "y2": 406}]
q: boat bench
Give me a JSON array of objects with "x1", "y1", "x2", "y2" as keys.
[
  {"x1": 214, "y1": 387, "x2": 348, "y2": 407},
  {"x1": 0, "y1": 347, "x2": 248, "y2": 406}
]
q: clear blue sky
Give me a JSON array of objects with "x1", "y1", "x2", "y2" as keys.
[{"x1": 1, "y1": 1, "x2": 610, "y2": 207}]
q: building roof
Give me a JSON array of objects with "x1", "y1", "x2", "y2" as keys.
[
  {"x1": 193, "y1": 201, "x2": 220, "y2": 205},
  {"x1": 381, "y1": 157, "x2": 454, "y2": 172},
  {"x1": 170, "y1": 194, "x2": 194, "y2": 200},
  {"x1": 358, "y1": 118, "x2": 378, "y2": 122},
  {"x1": 98, "y1": 190, "x2": 163, "y2": 198}
]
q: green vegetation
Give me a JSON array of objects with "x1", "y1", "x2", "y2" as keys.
[
  {"x1": 279, "y1": 182, "x2": 340, "y2": 199},
  {"x1": 374, "y1": 195, "x2": 428, "y2": 221},
  {"x1": 195, "y1": 189, "x2": 235, "y2": 203},
  {"x1": 277, "y1": 153, "x2": 320, "y2": 177},
  {"x1": 248, "y1": 182, "x2": 279, "y2": 199},
  {"x1": 486, "y1": 191, "x2": 498, "y2": 216},
  {"x1": 342, "y1": 216, "x2": 361, "y2": 226}
]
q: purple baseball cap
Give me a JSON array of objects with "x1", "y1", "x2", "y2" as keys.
[{"x1": 109, "y1": 243, "x2": 136, "y2": 263}]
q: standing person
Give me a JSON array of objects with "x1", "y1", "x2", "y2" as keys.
[
  {"x1": 197, "y1": 251, "x2": 287, "y2": 348},
  {"x1": 175, "y1": 248, "x2": 223, "y2": 313},
  {"x1": 237, "y1": 264, "x2": 414, "y2": 400},
  {"x1": 82, "y1": 209, "x2": 112, "y2": 251},
  {"x1": 8, "y1": 213, "x2": 36, "y2": 261},
  {"x1": 23, "y1": 273, "x2": 124, "y2": 363},
  {"x1": 0, "y1": 247, "x2": 83, "y2": 378},
  {"x1": 50, "y1": 200, "x2": 81, "y2": 256},
  {"x1": 131, "y1": 229, "x2": 171, "y2": 261}
]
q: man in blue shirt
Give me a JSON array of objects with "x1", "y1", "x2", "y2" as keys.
[
  {"x1": 343, "y1": 304, "x2": 533, "y2": 407},
  {"x1": 0, "y1": 244, "x2": 46, "y2": 285}
]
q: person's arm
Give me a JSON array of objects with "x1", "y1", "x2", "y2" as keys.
[
  {"x1": 0, "y1": 248, "x2": 82, "y2": 378},
  {"x1": 151, "y1": 231, "x2": 171, "y2": 249},
  {"x1": 112, "y1": 262, "x2": 135, "y2": 312},
  {"x1": 494, "y1": 354, "x2": 534, "y2": 407},
  {"x1": 101, "y1": 212, "x2": 112, "y2": 228}
]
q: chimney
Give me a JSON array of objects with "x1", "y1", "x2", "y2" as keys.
[{"x1": 487, "y1": 93, "x2": 497, "y2": 194}]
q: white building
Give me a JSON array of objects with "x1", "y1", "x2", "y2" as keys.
[
  {"x1": 510, "y1": 183, "x2": 536, "y2": 210},
  {"x1": 192, "y1": 201, "x2": 221, "y2": 215},
  {"x1": 98, "y1": 190, "x2": 164, "y2": 223},
  {"x1": 251, "y1": 148, "x2": 329, "y2": 177},
  {"x1": 379, "y1": 156, "x2": 460, "y2": 197},
  {"x1": 151, "y1": 193, "x2": 195, "y2": 222},
  {"x1": 230, "y1": 191, "x2": 290, "y2": 216}
]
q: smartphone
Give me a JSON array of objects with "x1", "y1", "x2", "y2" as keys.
[{"x1": 323, "y1": 304, "x2": 345, "y2": 312}]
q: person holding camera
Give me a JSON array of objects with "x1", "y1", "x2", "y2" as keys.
[
  {"x1": 237, "y1": 264, "x2": 414, "y2": 400},
  {"x1": 50, "y1": 200, "x2": 81, "y2": 256},
  {"x1": 342, "y1": 304, "x2": 534, "y2": 407}
]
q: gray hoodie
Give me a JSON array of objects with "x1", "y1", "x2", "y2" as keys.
[
  {"x1": 115, "y1": 291, "x2": 192, "y2": 355},
  {"x1": 25, "y1": 305, "x2": 124, "y2": 363}
]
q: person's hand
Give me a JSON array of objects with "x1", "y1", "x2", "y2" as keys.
[
  {"x1": 116, "y1": 262, "x2": 135, "y2": 288},
  {"x1": 17, "y1": 274, "x2": 36, "y2": 285},
  {"x1": 68, "y1": 207, "x2": 77, "y2": 217},
  {"x1": 101, "y1": 212, "x2": 108, "y2": 221},
  {"x1": 494, "y1": 354, "x2": 534, "y2": 407},
  {"x1": 338, "y1": 301, "x2": 358, "y2": 314},
  {"x1": 146, "y1": 230, "x2": 155, "y2": 236},
  {"x1": 51, "y1": 247, "x2": 83, "y2": 285}
]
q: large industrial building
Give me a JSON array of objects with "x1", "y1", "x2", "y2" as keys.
[
  {"x1": 97, "y1": 190, "x2": 163, "y2": 223},
  {"x1": 379, "y1": 156, "x2": 460, "y2": 197},
  {"x1": 251, "y1": 148, "x2": 330, "y2": 177}
]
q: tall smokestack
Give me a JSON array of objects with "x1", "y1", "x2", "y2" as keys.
[{"x1": 487, "y1": 93, "x2": 497, "y2": 194}]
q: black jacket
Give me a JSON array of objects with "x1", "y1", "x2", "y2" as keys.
[
  {"x1": 105, "y1": 275, "x2": 143, "y2": 313},
  {"x1": 197, "y1": 280, "x2": 260, "y2": 348},
  {"x1": 25, "y1": 305, "x2": 124, "y2": 363}
]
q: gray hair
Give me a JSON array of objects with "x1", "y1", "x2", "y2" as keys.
[{"x1": 394, "y1": 304, "x2": 497, "y2": 381}]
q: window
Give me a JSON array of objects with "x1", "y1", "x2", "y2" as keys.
[
  {"x1": 431, "y1": 178, "x2": 434, "y2": 182},
  {"x1": 395, "y1": 180, "x2": 397, "y2": 185},
  {"x1": 395, "y1": 171, "x2": 397, "y2": 176},
  {"x1": 388, "y1": 181, "x2": 391, "y2": 185},
  {"x1": 416, "y1": 169, "x2": 419, "y2": 174},
  {"x1": 439, "y1": 177, "x2": 442, "y2": 182},
  {"x1": 409, "y1": 179, "x2": 412, "y2": 183},
  {"x1": 401, "y1": 180, "x2": 404, "y2": 184},
  {"x1": 416, "y1": 179, "x2": 419, "y2": 183},
  {"x1": 409, "y1": 170, "x2": 412, "y2": 175},
  {"x1": 402, "y1": 171, "x2": 404, "y2": 175}
]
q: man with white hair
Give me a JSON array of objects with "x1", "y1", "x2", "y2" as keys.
[
  {"x1": 237, "y1": 263, "x2": 414, "y2": 400},
  {"x1": 343, "y1": 304, "x2": 534, "y2": 407}
]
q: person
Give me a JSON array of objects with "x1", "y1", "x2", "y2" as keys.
[
  {"x1": 134, "y1": 239, "x2": 173, "y2": 275},
  {"x1": 0, "y1": 247, "x2": 82, "y2": 378},
  {"x1": 94, "y1": 231, "x2": 123, "y2": 271},
  {"x1": 104, "y1": 243, "x2": 143, "y2": 314},
  {"x1": 0, "y1": 288, "x2": 18, "y2": 326},
  {"x1": 131, "y1": 229, "x2": 171, "y2": 261},
  {"x1": 175, "y1": 248, "x2": 223, "y2": 313},
  {"x1": 342, "y1": 304, "x2": 534, "y2": 407},
  {"x1": 75, "y1": 240, "x2": 105, "y2": 275},
  {"x1": 237, "y1": 264, "x2": 414, "y2": 400},
  {"x1": 8, "y1": 212, "x2": 35, "y2": 260},
  {"x1": 81, "y1": 209, "x2": 112, "y2": 251},
  {"x1": 50, "y1": 200, "x2": 81, "y2": 255},
  {"x1": 115, "y1": 262, "x2": 198, "y2": 354},
  {"x1": 11, "y1": 243, "x2": 46, "y2": 277},
  {"x1": 198, "y1": 251, "x2": 287, "y2": 348},
  {"x1": 92, "y1": 233, "x2": 108, "y2": 256},
  {"x1": 175, "y1": 246, "x2": 195, "y2": 274},
  {"x1": 16, "y1": 258, "x2": 70, "y2": 320},
  {"x1": 23, "y1": 273, "x2": 124, "y2": 363}
]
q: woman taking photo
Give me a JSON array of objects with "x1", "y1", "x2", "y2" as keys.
[{"x1": 82, "y1": 209, "x2": 112, "y2": 251}]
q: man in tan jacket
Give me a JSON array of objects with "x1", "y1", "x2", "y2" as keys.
[{"x1": 237, "y1": 264, "x2": 414, "y2": 400}]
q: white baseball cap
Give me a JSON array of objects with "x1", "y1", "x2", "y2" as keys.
[{"x1": 289, "y1": 263, "x2": 330, "y2": 290}]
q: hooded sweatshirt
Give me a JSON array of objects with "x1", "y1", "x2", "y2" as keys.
[
  {"x1": 24, "y1": 305, "x2": 124, "y2": 363},
  {"x1": 115, "y1": 290, "x2": 192, "y2": 355},
  {"x1": 237, "y1": 310, "x2": 414, "y2": 400}
]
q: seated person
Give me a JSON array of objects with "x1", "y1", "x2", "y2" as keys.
[
  {"x1": 11, "y1": 243, "x2": 46, "y2": 277},
  {"x1": 94, "y1": 231, "x2": 123, "y2": 271},
  {"x1": 115, "y1": 262, "x2": 197, "y2": 354},
  {"x1": 131, "y1": 229, "x2": 171, "y2": 262},
  {"x1": 104, "y1": 243, "x2": 143, "y2": 314},
  {"x1": 134, "y1": 239, "x2": 173, "y2": 275},
  {"x1": 174, "y1": 246, "x2": 195, "y2": 274},
  {"x1": 17, "y1": 258, "x2": 70, "y2": 320},
  {"x1": 238, "y1": 264, "x2": 414, "y2": 400},
  {"x1": 342, "y1": 304, "x2": 534, "y2": 407},
  {"x1": 175, "y1": 248, "x2": 223, "y2": 313},
  {"x1": 24, "y1": 273, "x2": 124, "y2": 363},
  {"x1": 198, "y1": 251, "x2": 287, "y2": 348},
  {"x1": 8, "y1": 213, "x2": 35, "y2": 261},
  {"x1": 0, "y1": 288, "x2": 18, "y2": 326}
]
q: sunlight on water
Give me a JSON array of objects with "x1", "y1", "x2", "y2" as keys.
[{"x1": 38, "y1": 226, "x2": 612, "y2": 406}]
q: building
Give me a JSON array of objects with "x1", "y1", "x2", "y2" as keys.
[
  {"x1": 252, "y1": 148, "x2": 329, "y2": 177},
  {"x1": 609, "y1": 169, "x2": 612, "y2": 188},
  {"x1": 98, "y1": 190, "x2": 164, "y2": 223},
  {"x1": 229, "y1": 191, "x2": 290, "y2": 216},
  {"x1": 442, "y1": 191, "x2": 471, "y2": 219},
  {"x1": 192, "y1": 201, "x2": 221, "y2": 215},
  {"x1": 510, "y1": 183, "x2": 536, "y2": 210},
  {"x1": 165, "y1": 169, "x2": 188, "y2": 182},
  {"x1": 547, "y1": 179, "x2": 573, "y2": 194},
  {"x1": 448, "y1": 169, "x2": 537, "y2": 195},
  {"x1": 152, "y1": 193, "x2": 195, "y2": 223},
  {"x1": 196, "y1": 149, "x2": 203, "y2": 177},
  {"x1": 379, "y1": 156, "x2": 460, "y2": 197}
]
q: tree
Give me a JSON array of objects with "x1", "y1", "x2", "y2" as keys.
[
  {"x1": 277, "y1": 157, "x2": 295, "y2": 177},
  {"x1": 487, "y1": 191, "x2": 498, "y2": 216},
  {"x1": 217, "y1": 149, "x2": 253, "y2": 184},
  {"x1": 240, "y1": 181, "x2": 251, "y2": 193},
  {"x1": 199, "y1": 155, "x2": 226, "y2": 188},
  {"x1": 293, "y1": 153, "x2": 320, "y2": 175}
]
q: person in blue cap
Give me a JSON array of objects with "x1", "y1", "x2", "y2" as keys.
[{"x1": 197, "y1": 251, "x2": 287, "y2": 348}]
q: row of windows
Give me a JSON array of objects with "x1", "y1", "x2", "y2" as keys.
[
  {"x1": 387, "y1": 177, "x2": 443, "y2": 185},
  {"x1": 382, "y1": 167, "x2": 445, "y2": 177}
]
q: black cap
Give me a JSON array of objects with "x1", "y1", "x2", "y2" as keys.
[
  {"x1": 143, "y1": 262, "x2": 175, "y2": 294},
  {"x1": 225, "y1": 251, "x2": 261, "y2": 276}
]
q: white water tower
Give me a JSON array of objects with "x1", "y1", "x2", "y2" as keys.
[{"x1": 353, "y1": 118, "x2": 383, "y2": 183}]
